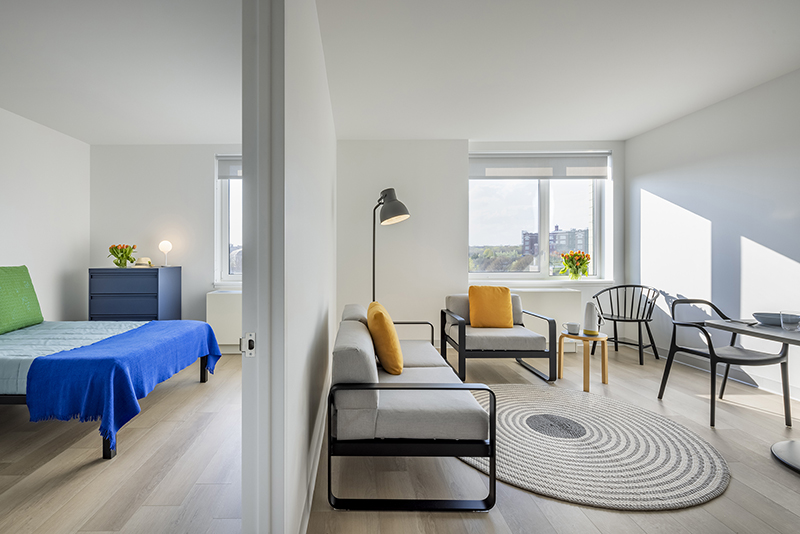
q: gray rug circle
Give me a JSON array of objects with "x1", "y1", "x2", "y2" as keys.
[{"x1": 461, "y1": 384, "x2": 730, "y2": 510}]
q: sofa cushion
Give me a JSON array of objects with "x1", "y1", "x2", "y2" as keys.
[
  {"x1": 445, "y1": 293, "x2": 523, "y2": 326},
  {"x1": 447, "y1": 324, "x2": 547, "y2": 352},
  {"x1": 334, "y1": 408, "x2": 378, "y2": 440},
  {"x1": 367, "y1": 302, "x2": 403, "y2": 375},
  {"x1": 469, "y1": 286, "x2": 513, "y2": 328},
  {"x1": 341, "y1": 303, "x2": 368, "y2": 325},
  {"x1": 375, "y1": 367, "x2": 489, "y2": 440},
  {"x1": 332, "y1": 320, "x2": 379, "y2": 410},
  {"x1": 398, "y1": 340, "x2": 449, "y2": 367}
]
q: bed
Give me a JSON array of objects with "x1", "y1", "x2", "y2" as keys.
[{"x1": 0, "y1": 266, "x2": 222, "y2": 459}]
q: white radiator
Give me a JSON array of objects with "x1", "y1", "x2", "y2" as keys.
[{"x1": 206, "y1": 290, "x2": 242, "y2": 354}]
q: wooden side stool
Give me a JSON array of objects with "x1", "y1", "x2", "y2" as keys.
[{"x1": 557, "y1": 331, "x2": 609, "y2": 392}]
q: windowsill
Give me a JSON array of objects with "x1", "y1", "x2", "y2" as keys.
[
  {"x1": 213, "y1": 281, "x2": 243, "y2": 290},
  {"x1": 467, "y1": 277, "x2": 616, "y2": 289}
]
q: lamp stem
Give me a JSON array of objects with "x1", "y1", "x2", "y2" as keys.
[{"x1": 372, "y1": 202, "x2": 380, "y2": 302}]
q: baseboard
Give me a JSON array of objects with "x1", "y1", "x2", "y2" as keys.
[{"x1": 298, "y1": 365, "x2": 331, "y2": 534}]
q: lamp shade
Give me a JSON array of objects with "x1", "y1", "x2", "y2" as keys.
[
  {"x1": 379, "y1": 188, "x2": 410, "y2": 225},
  {"x1": 158, "y1": 240, "x2": 173, "y2": 254}
]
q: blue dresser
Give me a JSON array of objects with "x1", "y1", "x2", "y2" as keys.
[{"x1": 89, "y1": 267, "x2": 181, "y2": 321}]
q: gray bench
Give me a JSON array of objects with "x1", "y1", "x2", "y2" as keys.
[{"x1": 328, "y1": 304, "x2": 496, "y2": 511}]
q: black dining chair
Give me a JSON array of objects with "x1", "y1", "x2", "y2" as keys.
[
  {"x1": 590, "y1": 285, "x2": 660, "y2": 365},
  {"x1": 657, "y1": 298, "x2": 791, "y2": 427}
]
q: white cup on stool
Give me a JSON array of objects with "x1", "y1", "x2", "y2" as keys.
[{"x1": 563, "y1": 322, "x2": 581, "y2": 335}]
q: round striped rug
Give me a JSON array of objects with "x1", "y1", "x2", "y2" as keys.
[{"x1": 461, "y1": 384, "x2": 730, "y2": 510}]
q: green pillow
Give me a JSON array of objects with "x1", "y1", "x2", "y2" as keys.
[{"x1": 0, "y1": 266, "x2": 44, "y2": 335}]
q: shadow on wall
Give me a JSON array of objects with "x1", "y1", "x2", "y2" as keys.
[
  {"x1": 59, "y1": 268, "x2": 87, "y2": 320},
  {"x1": 634, "y1": 184, "x2": 800, "y2": 389}
]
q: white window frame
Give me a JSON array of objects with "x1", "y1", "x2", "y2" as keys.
[
  {"x1": 468, "y1": 151, "x2": 610, "y2": 282},
  {"x1": 214, "y1": 154, "x2": 243, "y2": 288}
]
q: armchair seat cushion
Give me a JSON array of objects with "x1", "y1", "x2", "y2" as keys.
[
  {"x1": 376, "y1": 367, "x2": 489, "y2": 440},
  {"x1": 447, "y1": 324, "x2": 547, "y2": 352}
]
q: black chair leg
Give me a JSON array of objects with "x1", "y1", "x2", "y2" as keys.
[
  {"x1": 458, "y1": 349, "x2": 467, "y2": 381},
  {"x1": 638, "y1": 322, "x2": 644, "y2": 365},
  {"x1": 440, "y1": 314, "x2": 447, "y2": 363},
  {"x1": 710, "y1": 360, "x2": 717, "y2": 427},
  {"x1": 719, "y1": 363, "x2": 731, "y2": 399},
  {"x1": 591, "y1": 340, "x2": 597, "y2": 356},
  {"x1": 645, "y1": 322, "x2": 659, "y2": 360},
  {"x1": 613, "y1": 322, "x2": 619, "y2": 351},
  {"x1": 658, "y1": 343, "x2": 677, "y2": 399},
  {"x1": 781, "y1": 360, "x2": 792, "y2": 427}
]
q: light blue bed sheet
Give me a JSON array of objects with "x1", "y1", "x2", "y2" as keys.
[{"x1": 0, "y1": 321, "x2": 147, "y2": 395}]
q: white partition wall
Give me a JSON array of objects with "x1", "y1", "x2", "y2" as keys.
[{"x1": 242, "y1": 0, "x2": 337, "y2": 532}]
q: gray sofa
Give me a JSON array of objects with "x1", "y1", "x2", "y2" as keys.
[{"x1": 328, "y1": 304, "x2": 496, "y2": 511}]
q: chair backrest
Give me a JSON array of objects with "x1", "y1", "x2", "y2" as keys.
[
  {"x1": 670, "y1": 299, "x2": 730, "y2": 322},
  {"x1": 593, "y1": 285, "x2": 660, "y2": 321},
  {"x1": 445, "y1": 293, "x2": 523, "y2": 325}
]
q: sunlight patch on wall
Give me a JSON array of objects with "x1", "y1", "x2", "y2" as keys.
[
  {"x1": 640, "y1": 189, "x2": 711, "y2": 307},
  {"x1": 739, "y1": 237, "x2": 800, "y2": 361}
]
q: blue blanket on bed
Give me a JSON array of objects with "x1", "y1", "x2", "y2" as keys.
[{"x1": 26, "y1": 320, "x2": 221, "y2": 449}]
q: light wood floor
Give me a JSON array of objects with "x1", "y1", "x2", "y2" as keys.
[
  {"x1": 0, "y1": 355, "x2": 242, "y2": 534},
  {"x1": 309, "y1": 346, "x2": 800, "y2": 534}
]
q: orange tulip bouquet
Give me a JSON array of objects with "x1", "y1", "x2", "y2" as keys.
[
  {"x1": 108, "y1": 244, "x2": 137, "y2": 268},
  {"x1": 560, "y1": 250, "x2": 590, "y2": 280}
]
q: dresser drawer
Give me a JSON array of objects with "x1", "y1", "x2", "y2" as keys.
[
  {"x1": 90, "y1": 295, "x2": 158, "y2": 316},
  {"x1": 90, "y1": 272, "x2": 158, "y2": 294}
]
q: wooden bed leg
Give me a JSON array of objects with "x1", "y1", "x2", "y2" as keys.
[
  {"x1": 103, "y1": 437, "x2": 116, "y2": 459},
  {"x1": 200, "y1": 355, "x2": 209, "y2": 383}
]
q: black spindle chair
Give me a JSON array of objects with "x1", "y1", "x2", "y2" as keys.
[{"x1": 591, "y1": 285, "x2": 660, "y2": 365}]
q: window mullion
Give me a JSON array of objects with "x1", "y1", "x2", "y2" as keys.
[{"x1": 539, "y1": 179, "x2": 550, "y2": 278}]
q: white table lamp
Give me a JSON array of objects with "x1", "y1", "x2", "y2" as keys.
[{"x1": 159, "y1": 240, "x2": 173, "y2": 266}]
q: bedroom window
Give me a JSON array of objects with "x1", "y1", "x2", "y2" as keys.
[
  {"x1": 215, "y1": 155, "x2": 243, "y2": 286},
  {"x1": 469, "y1": 151, "x2": 609, "y2": 279}
]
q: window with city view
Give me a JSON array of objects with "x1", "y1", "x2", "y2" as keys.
[
  {"x1": 216, "y1": 155, "x2": 243, "y2": 284},
  {"x1": 469, "y1": 152, "x2": 608, "y2": 278}
]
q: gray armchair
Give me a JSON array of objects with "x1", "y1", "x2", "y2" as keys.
[{"x1": 440, "y1": 294, "x2": 557, "y2": 381}]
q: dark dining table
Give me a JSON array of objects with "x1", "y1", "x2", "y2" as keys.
[{"x1": 705, "y1": 319, "x2": 800, "y2": 473}]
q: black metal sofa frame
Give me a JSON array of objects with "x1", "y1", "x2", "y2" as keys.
[
  {"x1": 327, "y1": 382, "x2": 496, "y2": 511},
  {"x1": 440, "y1": 308, "x2": 557, "y2": 382}
]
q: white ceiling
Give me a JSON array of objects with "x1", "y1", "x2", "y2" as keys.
[
  {"x1": 0, "y1": 0, "x2": 242, "y2": 145},
  {"x1": 2, "y1": 1, "x2": 800, "y2": 145},
  {"x1": 317, "y1": 0, "x2": 800, "y2": 141}
]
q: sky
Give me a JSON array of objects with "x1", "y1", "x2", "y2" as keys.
[{"x1": 469, "y1": 179, "x2": 593, "y2": 246}]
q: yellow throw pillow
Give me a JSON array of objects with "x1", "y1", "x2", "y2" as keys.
[
  {"x1": 469, "y1": 286, "x2": 513, "y2": 328},
  {"x1": 367, "y1": 302, "x2": 403, "y2": 375}
]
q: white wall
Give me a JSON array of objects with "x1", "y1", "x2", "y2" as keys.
[
  {"x1": 626, "y1": 67, "x2": 800, "y2": 399},
  {"x1": 283, "y1": 0, "x2": 337, "y2": 530},
  {"x1": 242, "y1": 0, "x2": 337, "y2": 532},
  {"x1": 337, "y1": 140, "x2": 468, "y2": 334},
  {"x1": 89, "y1": 144, "x2": 240, "y2": 321},
  {"x1": 0, "y1": 108, "x2": 90, "y2": 320}
]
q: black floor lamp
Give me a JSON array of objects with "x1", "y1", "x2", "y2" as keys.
[{"x1": 372, "y1": 188, "x2": 410, "y2": 302}]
